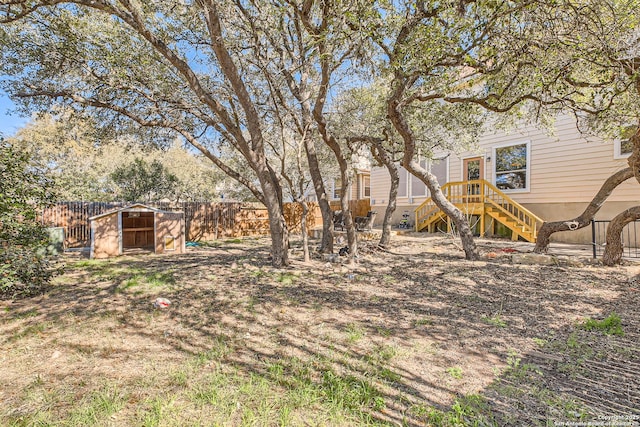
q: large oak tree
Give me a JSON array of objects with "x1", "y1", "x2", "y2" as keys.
[
  {"x1": 351, "y1": 0, "x2": 638, "y2": 260},
  {"x1": 1, "y1": 1, "x2": 300, "y2": 265},
  {"x1": 1, "y1": 0, "x2": 375, "y2": 264}
]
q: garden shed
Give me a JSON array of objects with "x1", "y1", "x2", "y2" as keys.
[{"x1": 89, "y1": 204, "x2": 185, "y2": 259}]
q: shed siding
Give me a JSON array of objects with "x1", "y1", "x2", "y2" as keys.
[
  {"x1": 90, "y1": 205, "x2": 185, "y2": 259},
  {"x1": 92, "y1": 213, "x2": 119, "y2": 259},
  {"x1": 155, "y1": 212, "x2": 185, "y2": 255}
]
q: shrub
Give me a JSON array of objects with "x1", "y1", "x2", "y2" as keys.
[{"x1": 0, "y1": 138, "x2": 57, "y2": 298}]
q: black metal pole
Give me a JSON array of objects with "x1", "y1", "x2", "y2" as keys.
[{"x1": 591, "y1": 220, "x2": 597, "y2": 259}]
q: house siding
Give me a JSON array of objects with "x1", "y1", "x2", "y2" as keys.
[
  {"x1": 329, "y1": 171, "x2": 371, "y2": 202},
  {"x1": 369, "y1": 115, "x2": 639, "y2": 243},
  {"x1": 465, "y1": 115, "x2": 636, "y2": 204},
  {"x1": 370, "y1": 166, "x2": 391, "y2": 206},
  {"x1": 350, "y1": 179, "x2": 359, "y2": 200}
]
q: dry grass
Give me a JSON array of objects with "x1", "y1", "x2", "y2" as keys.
[{"x1": 1, "y1": 235, "x2": 638, "y2": 426}]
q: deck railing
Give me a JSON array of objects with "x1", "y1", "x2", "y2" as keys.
[
  {"x1": 482, "y1": 180, "x2": 543, "y2": 236},
  {"x1": 414, "y1": 180, "x2": 544, "y2": 240}
]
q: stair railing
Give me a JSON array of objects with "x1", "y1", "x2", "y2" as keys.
[
  {"x1": 414, "y1": 180, "x2": 483, "y2": 230},
  {"x1": 482, "y1": 180, "x2": 543, "y2": 237},
  {"x1": 413, "y1": 179, "x2": 544, "y2": 239}
]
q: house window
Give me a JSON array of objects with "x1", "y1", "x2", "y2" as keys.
[
  {"x1": 614, "y1": 126, "x2": 635, "y2": 159},
  {"x1": 613, "y1": 139, "x2": 633, "y2": 159},
  {"x1": 429, "y1": 157, "x2": 448, "y2": 186},
  {"x1": 362, "y1": 176, "x2": 370, "y2": 198},
  {"x1": 333, "y1": 178, "x2": 342, "y2": 200},
  {"x1": 398, "y1": 167, "x2": 408, "y2": 197},
  {"x1": 410, "y1": 160, "x2": 427, "y2": 197},
  {"x1": 621, "y1": 139, "x2": 634, "y2": 156},
  {"x1": 494, "y1": 142, "x2": 529, "y2": 191}
]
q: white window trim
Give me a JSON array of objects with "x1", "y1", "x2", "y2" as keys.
[
  {"x1": 395, "y1": 157, "x2": 450, "y2": 200},
  {"x1": 397, "y1": 166, "x2": 409, "y2": 199},
  {"x1": 614, "y1": 139, "x2": 633, "y2": 160},
  {"x1": 440, "y1": 156, "x2": 450, "y2": 185},
  {"x1": 427, "y1": 156, "x2": 449, "y2": 196},
  {"x1": 331, "y1": 178, "x2": 341, "y2": 200},
  {"x1": 492, "y1": 140, "x2": 531, "y2": 194},
  {"x1": 360, "y1": 175, "x2": 371, "y2": 199},
  {"x1": 410, "y1": 160, "x2": 428, "y2": 198}
]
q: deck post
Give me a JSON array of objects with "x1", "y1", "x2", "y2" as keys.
[{"x1": 478, "y1": 180, "x2": 485, "y2": 237}]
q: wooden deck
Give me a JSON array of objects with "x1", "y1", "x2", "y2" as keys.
[{"x1": 414, "y1": 180, "x2": 544, "y2": 242}]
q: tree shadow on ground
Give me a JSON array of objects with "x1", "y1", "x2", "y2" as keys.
[{"x1": 1, "y1": 238, "x2": 638, "y2": 426}]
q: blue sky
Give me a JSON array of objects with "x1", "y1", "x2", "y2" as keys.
[{"x1": 0, "y1": 91, "x2": 29, "y2": 137}]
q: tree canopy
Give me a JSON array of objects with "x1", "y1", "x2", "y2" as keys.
[
  {"x1": 8, "y1": 110, "x2": 226, "y2": 202},
  {"x1": 1, "y1": 0, "x2": 638, "y2": 264},
  {"x1": 0, "y1": 0, "x2": 374, "y2": 265}
]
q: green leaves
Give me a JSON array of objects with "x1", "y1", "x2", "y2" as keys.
[
  {"x1": 0, "y1": 138, "x2": 57, "y2": 299},
  {"x1": 111, "y1": 157, "x2": 179, "y2": 203}
]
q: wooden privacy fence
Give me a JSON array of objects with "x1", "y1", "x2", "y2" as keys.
[
  {"x1": 41, "y1": 201, "x2": 330, "y2": 248},
  {"x1": 42, "y1": 202, "x2": 234, "y2": 248},
  {"x1": 329, "y1": 199, "x2": 371, "y2": 217}
]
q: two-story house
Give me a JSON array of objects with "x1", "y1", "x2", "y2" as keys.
[{"x1": 369, "y1": 115, "x2": 638, "y2": 245}]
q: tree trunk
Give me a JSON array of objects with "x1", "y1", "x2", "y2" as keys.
[
  {"x1": 305, "y1": 140, "x2": 334, "y2": 253},
  {"x1": 300, "y1": 200, "x2": 310, "y2": 262},
  {"x1": 257, "y1": 164, "x2": 289, "y2": 266},
  {"x1": 264, "y1": 194, "x2": 289, "y2": 266},
  {"x1": 380, "y1": 168, "x2": 399, "y2": 248},
  {"x1": 310, "y1": 47, "x2": 355, "y2": 260},
  {"x1": 331, "y1": 163, "x2": 358, "y2": 262},
  {"x1": 203, "y1": 3, "x2": 290, "y2": 266},
  {"x1": 299, "y1": 73, "x2": 334, "y2": 254},
  {"x1": 534, "y1": 167, "x2": 634, "y2": 253},
  {"x1": 339, "y1": 171, "x2": 358, "y2": 264},
  {"x1": 602, "y1": 206, "x2": 640, "y2": 266},
  {"x1": 386, "y1": 83, "x2": 478, "y2": 260},
  {"x1": 370, "y1": 140, "x2": 400, "y2": 248},
  {"x1": 406, "y1": 161, "x2": 478, "y2": 260}
]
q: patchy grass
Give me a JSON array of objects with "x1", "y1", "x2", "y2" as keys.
[
  {"x1": 581, "y1": 312, "x2": 624, "y2": 336},
  {"x1": 67, "y1": 385, "x2": 127, "y2": 426},
  {"x1": 345, "y1": 323, "x2": 366, "y2": 343},
  {"x1": 224, "y1": 238, "x2": 244, "y2": 244},
  {"x1": 411, "y1": 394, "x2": 497, "y2": 426},
  {"x1": 275, "y1": 272, "x2": 298, "y2": 286},
  {"x1": 482, "y1": 314, "x2": 508, "y2": 328},
  {"x1": 445, "y1": 366, "x2": 464, "y2": 380},
  {"x1": 116, "y1": 270, "x2": 176, "y2": 294},
  {"x1": 413, "y1": 317, "x2": 432, "y2": 327},
  {"x1": 1, "y1": 235, "x2": 638, "y2": 426}
]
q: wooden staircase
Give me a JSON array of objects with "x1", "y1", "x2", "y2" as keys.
[{"x1": 414, "y1": 180, "x2": 543, "y2": 242}]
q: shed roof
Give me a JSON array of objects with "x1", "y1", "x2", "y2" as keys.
[{"x1": 89, "y1": 204, "x2": 180, "y2": 221}]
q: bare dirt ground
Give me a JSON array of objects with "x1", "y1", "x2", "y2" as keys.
[{"x1": 1, "y1": 233, "x2": 639, "y2": 426}]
